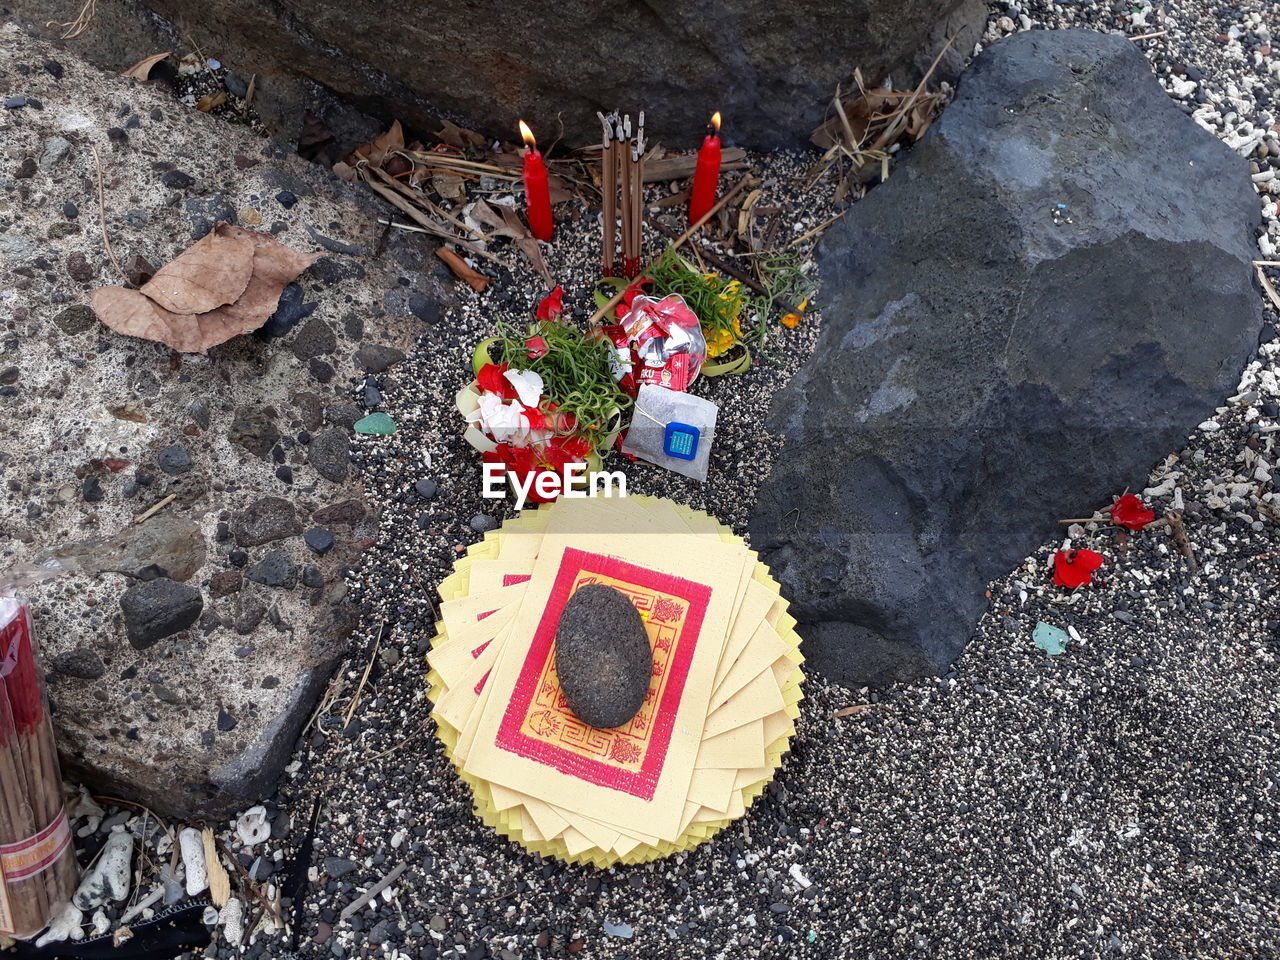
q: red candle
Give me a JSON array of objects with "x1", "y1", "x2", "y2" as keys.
[
  {"x1": 519, "y1": 120, "x2": 554, "y2": 242},
  {"x1": 688, "y1": 111, "x2": 722, "y2": 227}
]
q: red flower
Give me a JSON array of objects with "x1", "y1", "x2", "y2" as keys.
[
  {"x1": 1110, "y1": 493, "x2": 1155, "y2": 530},
  {"x1": 477, "y1": 361, "x2": 507, "y2": 393},
  {"x1": 536, "y1": 285, "x2": 565, "y2": 321},
  {"x1": 1053, "y1": 549, "x2": 1104, "y2": 588},
  {"x1": 525, "y1": 335, "x2": 549, "y2": 359},
  {"x1": 614, "y1": 277, "x2": 651, "y2": 319},
  {"x1": 522, "y1": 405, "x2": 548, "y2": 431},
  {"x1": 482, "y1": 434, "x2": 590, "y2": 504},
  {"x1": 476, "y1": 362, "x2": 520, "y2": 401}
]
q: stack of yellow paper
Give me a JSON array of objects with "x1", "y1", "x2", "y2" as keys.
[{"x1": 426, "y1": 495, "x2": 804, "y2": 868}]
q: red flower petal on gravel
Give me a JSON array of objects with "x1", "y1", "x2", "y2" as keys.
[
  {"x1": 1109, "y1": 493, "x2": 1155, "y2": 530},
  {"x1": 476, "y1": 362, "x2": 509, "y2": 395},
  {"x1": 536, "y1": 285, "x2": 564, "y2": 321},
  {"x1": 1053, "y1": 549, "x2": 1104, "y2": 588}
]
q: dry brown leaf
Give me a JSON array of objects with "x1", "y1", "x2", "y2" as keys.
[
  {"x1": 90, "y1": 222, "x2": 323, "y2": 352},
  {"x1": 470, "y1": 201, "x2": 553, "y2": 284},
  {"x1": 470, "y1": 199, "x2": 524, "y2": 241},
  {"x1": 203, "y1": 828, "x2": 230, "y2": 908},
  {"x1": 432, "y1": 171, "x2": 466, "y2": 201},
  {"x1": 435, "y1": 247, "x2": 489, "y2": 293},
  {"x1": 349, "y1": 120, "x2": 404, "y2": 170},
  {"x1": 434, "y1": 118, "x2": 488, "y2": 150},
  {"x1": 141, "y1": 227, "x2": 254, "y2": 314},
  {"x1": 831, "y1": 704, "x2": 873, "y2": 718},
  {"x1": 121, "y1": 52, "x2": 171, "y2": 80},
  {"x1": 332, "y1": 160, "x2": 358, "y2": 183},
  {"x1": 196, "y1": 90, "x2": 230, "y2": 112}
]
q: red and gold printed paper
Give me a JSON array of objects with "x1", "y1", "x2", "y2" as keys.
[{"x1": 426, "y1": 496, "x2": 804, "y2": 867}]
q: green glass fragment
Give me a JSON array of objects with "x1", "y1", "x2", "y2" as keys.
[
  {"x1": 1033, "y1": 621, "x2": 1069, "y2": 656},
  {"x1": 354, "y1": 412, "x2": 397, "y2": 435}
]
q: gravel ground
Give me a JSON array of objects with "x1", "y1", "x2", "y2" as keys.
[{"x1": 207, "y1": 3, "x2": 1280, "y2": 959}]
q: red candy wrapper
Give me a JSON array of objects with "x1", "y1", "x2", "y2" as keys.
[{"x1": 611, "y1": 294, "x2": 707, "y2": 394}]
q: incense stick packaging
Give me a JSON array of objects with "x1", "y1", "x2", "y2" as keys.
[{"x1": 0, "y1": 596, "x2": 80, "y2": 940}]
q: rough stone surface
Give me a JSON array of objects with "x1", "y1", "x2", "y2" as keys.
[
  {"x1": 245, "y1": 549, "x2": 299, "y2": 588},
  {"x1": 554, "y1": 585, "x2": 652, "y2": 729},
  {"x1": 119, "y1": 578, "x2": 204, "y2": 649},
  {"x1": 5, "y1": 0, "x2": 977, "y2": 150},
  {"x1": 308, "y1": 428, "x2": 351, "y2": 483},
  {"x1": 231, "y1": 496, "x2": 302, "y2": 547},
  {"x1": 0, "y1": 24, "x2": 428, "y2": 818},
  {"x1": 50, "y1": 647, "x2": 107, "y2": 680},
  {"x1": 750, "y1": 30, "x2": 1263, "y2": 686}
]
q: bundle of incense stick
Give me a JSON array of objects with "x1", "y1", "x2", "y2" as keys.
[
  {"x1": 0, "y1": 597, "x2": 79, "y2": 940},
  {"x1": 598, "y1": 111, "x2": 646, "y2": 278}
]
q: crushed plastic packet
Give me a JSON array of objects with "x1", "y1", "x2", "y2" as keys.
[{"x1": 605, "y1": 294, "x2": 707, "y2": 394}]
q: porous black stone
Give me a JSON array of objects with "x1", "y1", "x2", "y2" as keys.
[
  {"x1": 245, "y1": 549, "x2": 298, "y2": 587},
  {"x1": 554, "y1": 584, "x2": 651, "y2": 728},
  {"x1": 120, "y1": 578, "x2": 203, "y2": 649},
  {"x1": 157, "y1": 443, "x2": 193, "y2": 475}
]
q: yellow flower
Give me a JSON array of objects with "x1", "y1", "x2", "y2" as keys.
[
  {"x1": 705, "y1": 326, "x2": 734, "y2": 358},
  {"x1": 781, "y1": 297, "x2": 809, "y2": 329}
]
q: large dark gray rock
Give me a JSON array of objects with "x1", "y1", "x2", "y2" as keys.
[
  {"x1": 749, "y1": 30, "x2": 1263, "y2": 686},
  {"x1": 555, "y1": 585, "x2": 651, "y2": 729},
  {"x1": 7, "y1": 0, "x2": 980, "y2": 150},
  {"x1": 119, "y1": 578, "x2": 204, "y2": 649}
]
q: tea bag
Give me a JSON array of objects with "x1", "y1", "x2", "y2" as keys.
[{"x1": 621, "y1": 385, "x2": 718, "y2": 481}]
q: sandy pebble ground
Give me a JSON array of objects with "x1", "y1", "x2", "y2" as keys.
[{"x1": 189, "y1": 2, "x2": 1280, "y2": 959}]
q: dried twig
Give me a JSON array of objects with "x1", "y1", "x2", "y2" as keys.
[
  {"x1": 90, "y1": 143, "x2": 126, "y2": 282},
  {"x1": 1129, "y1": 29, "x2": 1168, "y2": 41},
  {"x1": 436, "y1": 247, "x2": 490, "y2": 293},
  {"x1": 133, "y1": 493, "x2": 176, "y2": 525},
  {"x1": 218, "y1": 837, "x2": 281, "y2": 926},
  {"x1": 1255, "y1": 263, "x2": 1280, "y2": 314},
  {"x1": 650, "y1": 220, "x2": 801, "y2": 315},
  {"x1": 339, "y1": 862, "x2": 408, "y2": 921},
  {"x1": 786, "y1": 211, "x2": 847, "y2": 250},
  {"x1": 1164, "y1": 510, "x2": 1197, "y2": 570},
  {"x1": 47, "y1": 0, "x2": 97, "y2": 38},
  {"x1": 342, "y1": 624, "x2": 384, "y2": 729},
  {"x1": 638, "y1": 146, "x2": 749, "y2": 183}
]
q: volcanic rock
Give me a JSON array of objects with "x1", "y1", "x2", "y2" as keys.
[{"x1": 750, "y1": 30, "x2": 1263, "y2": 685}]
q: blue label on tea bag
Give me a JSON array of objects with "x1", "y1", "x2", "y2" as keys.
[{"x1": 663, "y1": 422, "x2": 700, "y2": 461}]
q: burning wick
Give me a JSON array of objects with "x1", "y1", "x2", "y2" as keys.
[
  {"x1": 688, "y1": 110, "x2": 722, "y2": 228},
  {"x1": 519, "y1": 120, "x2": 554, "y2": 242}
]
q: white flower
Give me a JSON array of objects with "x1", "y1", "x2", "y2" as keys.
[{"x1": 503, "y1": 368, "x2": 544, "y2": 408}]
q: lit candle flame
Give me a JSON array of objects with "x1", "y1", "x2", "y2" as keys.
[
  {"x1": 710, "y1": 111, "x2": 722, "y2": 133},
  {"x1": 518, "y1": 119, "x2": 537, "y2": 150}
]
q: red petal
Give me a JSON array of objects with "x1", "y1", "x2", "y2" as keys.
[
  {"x1": 1053, "y1": 549, "x2": 1104, "y2": 588},
  {"x1": 535, "y1": 286, "x2": 565, "y2": 321},
  {"x1": 476, "y1": 362, "x2": 509, "y2": 395},
  {"x1": 614, "y1": 277, "x2": 651, "y2": 318},
  {"x1": 522, "y1": 405, "x2": 547, "y2": 431},
  {"x1": 526, "y1": 335, "x2": 549, "y2": 359},
  {"x1": 1109, "y1": 493, "x2": 1155, "y2": 530}
]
